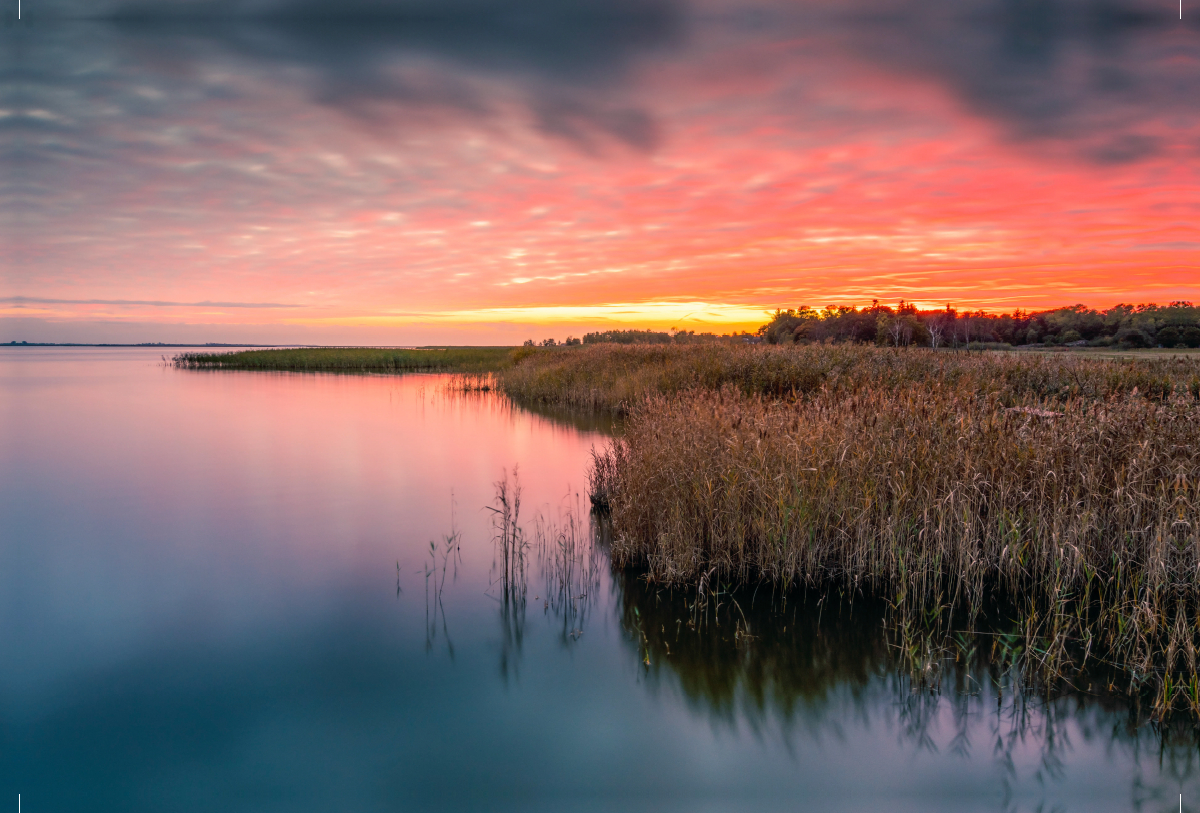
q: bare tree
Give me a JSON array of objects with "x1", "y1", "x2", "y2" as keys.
[{"x1": 929, "y1": 323, "x2": 944, "y2": 349}]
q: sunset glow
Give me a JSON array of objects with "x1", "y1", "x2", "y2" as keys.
[
  {"x1": 6, "y1": 3, "x2": 1200, "y2": 806},
  {"x1": 4, "y1": 2, "x2": 1198, "y2": 343}
]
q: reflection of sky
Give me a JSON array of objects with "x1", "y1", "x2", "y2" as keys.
[
  {"x1": 0, "y1": 349, "x2": 601, "y2": 699},
  {"x1": 2, "y1": 349, "x2": 1198, "y2": 811},
  {"x1": 2, "y1": 0, "x2": 1198, "y2": 343}
]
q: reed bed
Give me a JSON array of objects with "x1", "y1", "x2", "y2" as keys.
[
  {"x1": 174, "y1": 346, "x2": 514, "y2": 373},
  {"x1": 591, "y1": 354, "x2": 1200, "y2": 715},
  {"x1": 502, "y1": 342, "x2": 1200, "y2": 414}
]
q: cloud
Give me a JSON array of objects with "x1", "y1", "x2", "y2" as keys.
[
  {"x1": 5, "y1": 0, "x2": 1197, "y2": 344},
  {"x1": 837, "y1": 0, "x2": 1192, "y2": 162},
  {"x1": 32, "y1": 0, "x2": 1192, "y2": 165},
  {"x1": 25, "y1": 0, "x2": 683, "y2": 152},
  {"x1": 2, "y1": 296, "x2": 301, "y2": 308}
]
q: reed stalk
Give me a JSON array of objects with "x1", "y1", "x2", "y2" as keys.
[
  {"x1": 502, "y1": 342, "x2": 1200, "y2": 414},
  {"x1": 588, "y1": 348, "x2": 1200, "y2": 716}
]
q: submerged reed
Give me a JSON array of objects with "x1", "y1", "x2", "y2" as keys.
[{"x1": 488, "y1": 467, "x2": 528, "y2": 596}]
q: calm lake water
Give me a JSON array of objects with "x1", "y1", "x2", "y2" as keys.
[{"x1": 3, "y1": 348, "x2": 1199, "y2": 811}]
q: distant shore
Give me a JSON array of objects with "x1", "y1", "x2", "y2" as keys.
[{"x1": 4, "y1": 341, "x2": 281, "y2": 348}]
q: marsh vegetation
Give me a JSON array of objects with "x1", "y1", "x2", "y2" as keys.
[
  {"x1": 489, "y1": 481, "x2": 1200, "y2": 765},
  {"x1": 500, "y1": 341, "x2": 1200, "y2": 413},
  {"x1": 567, "y1": 345, "x2": 1200, "y2": 718},
  {"x1": 174, "y1": 346, "x2": 512, "y2": 373},
  {"x1": 181, "y1": 340, "x2": 1200, "y2": 718}
]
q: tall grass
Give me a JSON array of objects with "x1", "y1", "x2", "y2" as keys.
[
  {"x1": 598, "y1": 385, "x2": 1199, "y2": 584},
  {"x1": 588, "y1": 348, "x2": 1200, "y2": 715},
  {"x1": 175, "y1": 342, "x2": 1200, "y2": 409},
  {"x1": 175, "y1": 346, "x2": 514, "y2": 373},
  {"x1": 502, "y1": 343, "x2": 1200, "y2": 413}
]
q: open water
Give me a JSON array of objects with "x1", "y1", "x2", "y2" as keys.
[{"x1": 2, "y1": 348, "x2": 1198, "y2": 812}]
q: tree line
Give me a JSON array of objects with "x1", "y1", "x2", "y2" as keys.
[
  {"x1": 758, "y1": 301, "x2": 1200, "y2": 349},
  {"x1": 519, "y1": 301, "x2": 1200, "y2": 349},
  {"x1": 523, "y1": 329, "x2": 733, "y2": 347}
]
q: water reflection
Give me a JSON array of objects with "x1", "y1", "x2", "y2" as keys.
[
  {"x1": 509, "y1": 397, "x2": 623, "y2": 436},
  {"x1": 611, "y1": 566, "x2": 1200, "y2": 796},
  {"x1": 478, "y1": 477, "x2": 1200, "y2": 784},
  {"x1": 617, "y1": 576, "x2": 889, "y2": 726},
  {"x1": 489, "y1": 468, "x2": 529, "y2": 681},
  {"x1": 491, "y1": 477, "x2": 603, "y2": 681},
  {"x1": 422, "y1": 524, "x2": 461, "y2": 658},
  {"x1": 467, "y1": 489, "x2": 1200, "y2": 808},
  {"x1": 9, "y1": 351, "x2": 1200, "y2": 811},
  {"x1": 533, "y1": 507, "x2": 602, "y2": 647}
]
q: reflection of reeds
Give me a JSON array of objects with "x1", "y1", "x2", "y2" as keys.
[
  {"x1": 534, "y1": 500, "x2": 602, "y2": 645},
  {"x1": 487, "y1": 476, "x2": 604, "y2": 677},
  {"x1": 614, "y1": 578, "x2": 1200, "y2": 789},
  {"x1": 448, "y1": 372, "x2": 498, "y2": 393},
  {"x1": 424, "y1": 525, "x2": 461, "y2": 658}
]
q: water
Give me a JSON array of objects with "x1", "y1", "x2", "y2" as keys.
[{"x1": 2, "y1": 348, "x2": 1198, "y2": 812}]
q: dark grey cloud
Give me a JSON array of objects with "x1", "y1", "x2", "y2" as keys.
[
  {"x1": 8, "y1": 0, "x2": 1196, "y2": 174},
  {"x1": 17, "y1": 0, "x2": 684, "y2": 151},
  {"x1": 838, "y1": 0, "x2": 1197, "y2": 162},
  {"x1": 87, "y1": 0, "x2": 1200, "y2": 161}
]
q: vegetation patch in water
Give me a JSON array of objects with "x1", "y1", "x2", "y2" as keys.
[
  {"x1": 579, "y1": 347, "x2": 1200, "y2": 717},
  {"x1": 174, "y1": 346, "x2": 515, "y2": 373}
]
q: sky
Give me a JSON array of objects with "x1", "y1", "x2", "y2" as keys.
[{"x1": 2, "y1": 0, "x2": 1198, "y2": 344}]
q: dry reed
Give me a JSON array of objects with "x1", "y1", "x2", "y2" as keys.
[
  {"x1": 590, "y1": 349, "x2": 1200, "y2": 716},
  {"x1": 502, "y1": 342, "x2": 1200, "y2": 413}
]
